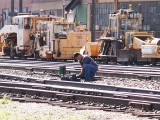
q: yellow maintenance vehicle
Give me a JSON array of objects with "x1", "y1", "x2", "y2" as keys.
[
  {"x1": 82, "y1": 4, "x2": 154, "y2": 64},
  {"x1": 0, "y1": 13, "x2": 91, "y2": 60},
  {"x1": 0, "y1": 14, "x2": 57, "y2": 58},
  {"x1": 35, "y1": 20, "x2": 91, "y2": 59}
]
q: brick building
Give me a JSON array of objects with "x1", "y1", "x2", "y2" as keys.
[
  {"x1": 0, "y1": 0, "x2": 160, "y2": 39},
  {"x1": 31, "y1": 0, "x2": 92, "y2": 33},
  {"x1": 0, "y1": 0, "x2": 32, "y2": 28},
  {"x1": 31, "y1": 0, "x2": 71, "y2": 17}
]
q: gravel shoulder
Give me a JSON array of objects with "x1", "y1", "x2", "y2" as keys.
[{"x1": 0, "y1": 100, "x2": 151, "y2": 120}]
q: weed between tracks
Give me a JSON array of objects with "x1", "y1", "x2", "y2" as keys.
[{"x1": 0, "y1": 96, "x2": 92, "y2": 120}]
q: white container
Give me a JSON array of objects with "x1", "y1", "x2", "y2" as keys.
[
  {"x1": 150, "y1": 38, "x2": 160, "y2": 45},
  {"x1": 141, "y1": 45, "x2": 158, "y2": 55}
]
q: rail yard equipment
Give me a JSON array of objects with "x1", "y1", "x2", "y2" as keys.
[
  {"x1": 141, "y1": 38, "x2": 160, "y2": 65},
  {"x1": 82, "y1": 4, "x2": 154, "y2": 64},
  {"x1": 0, "y1": 15, "x2": 57, "y2": 58},
  {"x1": 0, "y1": 13, "x2": 91, "y2": 60},
  {"x1": 35, "y1": 20, "x2": 91, "y2": 59}
]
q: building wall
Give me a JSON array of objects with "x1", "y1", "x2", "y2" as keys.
[
  {"x1": 31, "y1": 0, "x2": 65, "y2": 3},
  {"x1": 31, "y1": 0, "x2": 91, "y2": 17},
  {"x1": 0, "y1": 0, "x2": 32, "y2": 28},
  {"x1": 31, "y1": 0, "x2": 91, "y2": 29},
  {"x1": 94, "y1": 0, "x2": 160, "y2": 39},
  {"x1": 95, "y1": 1, "x2": 160, "y2": 31},
  {"x1": 0, "y1": 0, "x2": 160, "y2": 38},
  {"x1": 31, "y1": 1, "x2": 65, "y2": 16},
  {"x1": 30, "y1": 0, "x2": 160, "y2": 38},
  {"x1": 96, "y1": 2, "x2": 113, "y2": 31},
  {"x1": 119, "y1": 1, "x2": 160, "y2": 31},
  {"x1": 0, "y1": 0, "x2": 32, "y2": 14},
  {"x1": 97, "y1": 0, "x2": 160, "y2": 3},
  {"x1": 31, "y1": 0, "x2": 71, "y2": 16}
]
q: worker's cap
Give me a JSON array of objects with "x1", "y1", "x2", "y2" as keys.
[{"x1": 73, "y1": 53, "x2": 81, "y2": 59}]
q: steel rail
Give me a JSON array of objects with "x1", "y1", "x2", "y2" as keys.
[
  {"x1": 0, "y1": 59, "x2": 160, "y2": 80},
  {"x1": 0, "y1": 73, "x2": 160, "y2": 95},
  {"x1": 0, "y1": 59, "x2": 160, "y2": 73},
  {"x1": 1, "y1": 84, "x2": 160, "y2": 110},
  {"x1": 0, "y1": 81, "x2": 160, "y2": 103}
]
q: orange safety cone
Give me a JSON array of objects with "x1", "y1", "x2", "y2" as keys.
[{"x1": 98, "y1": 66, "x2": 101, "y2": 71}]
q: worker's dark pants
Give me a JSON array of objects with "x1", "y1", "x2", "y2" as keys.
[{"x1": 84, "y1": 64, "x2": 98, "y2": 81}]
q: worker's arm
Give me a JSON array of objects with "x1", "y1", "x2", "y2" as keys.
[
  {"x1": 78, "y1": 64, "x2": 84, "y2": 79},
  {"x1": 81, "y1": 65, "x2": 84, "y2": 76}
]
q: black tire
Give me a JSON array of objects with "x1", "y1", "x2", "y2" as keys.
[
  {"x1": 10, "y1": 48, "x2": 16, "y2": 59},
  {"x1": 151, "y1": 58, "x2": 157, "y2": 66},
  {"x1": 34, "y1": 52, "x2": 40, "y2": 60},
  {"x1": 103, "y1": 59, "x2": 109, "y2": 64},
  {"x1": 22, "y1": 56, "x2": 27, "y2": 60}
]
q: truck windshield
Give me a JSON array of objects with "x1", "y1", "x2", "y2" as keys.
[
  {"x1": 110, "y1": 18, "x2": 118, "y2": 38},
  {"x1": 120, "y1": 18, "x2": 139, "y2": 30},
  {"x1": 54, "y1": 24, "x2": 74, "y2": 33}
]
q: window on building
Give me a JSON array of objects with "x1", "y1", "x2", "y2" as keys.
[
  {"x1": 22, "y1": 8, "x2": 28, "y2": 13},
  {"x1": 14, "y1": 8, "x2": 18, "y2": 13},
  {"x1": 2, "y1": 9, "x2": 9, "y2": 26},
  {"x1": 76, "y1": 4, "x2": 87, "y2": 26}
]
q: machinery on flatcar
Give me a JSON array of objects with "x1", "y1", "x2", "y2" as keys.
[{"x1": 82, "y1": 4, "x2": 154, "y2": 65}]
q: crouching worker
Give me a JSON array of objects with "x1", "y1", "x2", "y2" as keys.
[{"x1": 74, "y1": 53, "x2": 98, "y2": 81}]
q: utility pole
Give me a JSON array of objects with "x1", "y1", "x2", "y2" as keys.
[
  {"x1": 19, "y1": 0, "x2": 22, "y2": 13},
  {"x1": 114, "y1": 0, "x2": 118, "y2": 13},
  {"x1": 63, "y1": 0, "x2": 65, "y2": 17},
  {"x1": 9, "y1": 0, "x2": 17, "y2": 17},
  {"x1": 91, "y1": 0, "x2": 96, "y2": 42},
  {"x1": 11, "y1": 0, "x2": 14, "y2": 13}
]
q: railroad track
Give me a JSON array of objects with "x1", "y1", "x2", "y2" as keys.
[
  {"x1": 0, "y1": 78, "x2": 160, "y2": 119},
  {"x1": 0, "y1": 59, "x2": 160, "y2": 80},
  {"x1": 0, "y1": 60, "x2": 159, "y2": 118},
  {"x1": 0, "y1": 74, "x2": 160, "y2": 111}
]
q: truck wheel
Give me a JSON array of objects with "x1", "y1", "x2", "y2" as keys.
[
  {"x1": 22, "y1": 56, "x2": 27, "y2": 60},
  {"x1": 103, "y1": 59, "x2": 109, "y2": 64},
  {"x1": 10, "y1": 52, "x2": 15, "y2": 59},
  {"x1": 151, "y1": 58, "x2": 157, "y2": 66},
  {"x1": 34, "y1": 52, "x2": 40, "y2": 60},
  {"x1": 10, "y1": 49, "x2": 16, "y2": 59}
]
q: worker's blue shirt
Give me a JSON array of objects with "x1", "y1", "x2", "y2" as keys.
[{"x1": 80, "y1": 55, "x2": 98, "y2": 67}]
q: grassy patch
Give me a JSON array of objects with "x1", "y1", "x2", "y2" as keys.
[
  {"x1": 0, "y1": 96, "x2": 93, "y2": 120},
  {"x1": 0, "y1": 95, "x2": 10, "y2": 104}
]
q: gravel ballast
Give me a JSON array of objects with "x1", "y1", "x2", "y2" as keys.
[
  {"x1": 0, "y1": 69, "x2": 160, "y2": 91},
  {"x1": 0, "y1": 68, "x2": 159, "y2": 120}
]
